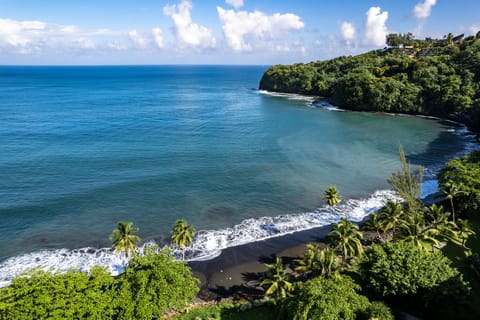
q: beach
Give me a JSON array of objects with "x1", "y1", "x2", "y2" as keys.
[{"x1": 189, "y1": 225, "x2": 334, "y2": 300}]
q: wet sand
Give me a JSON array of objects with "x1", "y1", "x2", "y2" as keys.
[{"x1": 188, "y1": 225, "x2": 333, "y2": 300}]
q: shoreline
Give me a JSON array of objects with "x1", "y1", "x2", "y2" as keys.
[{"x1": 188, "y1": 224, "x2": 333, "y2": 300}]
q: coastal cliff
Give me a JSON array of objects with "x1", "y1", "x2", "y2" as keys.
[{"x1": 259, "y1": 33, "x2": 480, "y2": 130}]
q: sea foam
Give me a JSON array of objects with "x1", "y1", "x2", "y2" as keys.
[{"x1": 0, "y1": 189, "x2": 400, "y2": 287}]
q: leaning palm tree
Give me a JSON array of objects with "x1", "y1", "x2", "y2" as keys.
[
  {"x1": 364, "y1": 212, "x2": 388, "y2": 242},
  {"x1": 324, "y1": 185, "x2": 341, "y2": 206},
  {"x1": 260, "y1": 257, "x2": 293, "y2": 300},
  {"x1": 109, "y1": 221, "x2": 141, "y2": 258},
  {"x1": 455, "y1": 218, "x2": 476, "y2": 249},
  {"x1": 328, "y1": 218, "x2": 363, "y2": 262},
  {"x1": 171, "y1": 219, "x2": 196, "y2": 260}
]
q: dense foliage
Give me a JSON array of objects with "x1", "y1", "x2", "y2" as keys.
[
  {"x1": 259, "y1": 34, "x2": 480, "y2": 128},
  {"x1": 0, "y1": 247, "x2": 199, "y2": 320},
  {"x1": 438, "y1": 150, "x2": 480, "y2": 216},
  {"x1": 359, "y1": 242, "x2": 469, "y2": 303},
  {"x1": 283, "y1": 275, "x2": 378, "y2": 320}
]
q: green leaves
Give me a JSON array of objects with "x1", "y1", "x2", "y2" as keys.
[
  {"x1": 323, "y1": 185, "x2": 341, "y2": 206},
  {"x1": 109, "y1": 221, "x2": 141, "y2": 258},
  {"x1": 171, "y1": 219, "x2": 196, "y2": 260}
]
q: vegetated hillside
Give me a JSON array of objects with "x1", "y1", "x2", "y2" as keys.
[{"x1": 259, "y1": 33, "x2": 480, "y2": 129}]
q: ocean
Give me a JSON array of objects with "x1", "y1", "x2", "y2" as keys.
[{"x1": 0, "y1": 65, "x2": 477, "y2": 285}]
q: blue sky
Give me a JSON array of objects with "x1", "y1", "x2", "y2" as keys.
[{"x1": 0, "y1": 0, "x2": 479, "y2": 65}]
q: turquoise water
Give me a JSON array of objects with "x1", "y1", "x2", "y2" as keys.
[{"x1": 0, "y1": 66, "x2": 476, "y2": 281}]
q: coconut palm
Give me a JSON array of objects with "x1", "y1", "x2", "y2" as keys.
[
  {"x1": 171, "y1": 219, "x2": 196, "y2": 260},
  {"x1": 378, "y1": 200, "x2": 404, "y2": 235},
  {"x1": 324, "y1": 185, "x2": 341, "y2": 206},
  {"x1": 295, "y1": 245, "x2": 338, "y2": 278},
  {"x1": 456, "y1": 218, "x2": 476, "y2": 249},
  {"x1": 364, "y1": 212, "x2": 388, "y2": 241},
  {"x1": 424, "y1": 204, "x2": 461, "y2": 245},
  {"x1": 328, "y1": 218, "x2": 363, "y2": 262},
  {"x1": 261, "y1": 256, "x2": 293, "y2": 300},
  {"x1": 396, "y1": 213, "x2": 440, "y2": 250},
  {"x1": 442, "y1": 180, "x2": 463, "y2": 223},
  {"x1": 109, "y1": 221, "x2": 141, "y2": 258}
]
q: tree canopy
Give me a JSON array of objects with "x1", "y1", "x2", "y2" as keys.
[{"x1": 259, "y1": 34, "x2": 480, "y2": 129}]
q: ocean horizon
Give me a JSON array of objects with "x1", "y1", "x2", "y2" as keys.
[{"x1": 0, "y1": 65, "x2": 477, "y2": 285}]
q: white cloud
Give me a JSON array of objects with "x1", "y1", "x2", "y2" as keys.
[
  {"x1": 413, "y1": 0, "x2": 437, "y2": 19},
  {"x1": 152, "y1": 28, "x2": 164, "y2": 48},
  {"x1": 470, "y1": 24, "x2": 480, "y2": 35},
  {"x1": 364, "y1": 7, "x2": 388, "y2": 47},
  {"x1": 128, "y1": 30, "x2": 148, "y2": 49},
  {"x1": 340, "y1": 21, "x2": 356, "y2": 42},
  {"x1": 225, "y1": 0, "x2": 244, "y2": 9},
  {"x1": 163, "y1": 0, "x2": 216, "y2": 49},
  {"x1": 217, "y1": 7, "x2": 304, "y2": 52}
]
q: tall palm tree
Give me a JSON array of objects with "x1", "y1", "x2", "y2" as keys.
[
  {"x1": 328, "y1": 218, "x2": 363, "y2": 262},
  {"x1": 109, "y1": 221, "x2": 141, "y2": 258},
  {"x1": 378, "y1": 200, "x2": 404, "y2": 235},
  {"x1": 171, "y1": 219, "x2": 196, "y2": 260},
  {"x1": 260, "y1": 257, "x2": 293, "y2": 300},
  {"x1": 442, "y1": 180, "x2": 463, "y2": 223},
  {"x1": 324, "y1": 185, "x2": 341, "y2": 206}
]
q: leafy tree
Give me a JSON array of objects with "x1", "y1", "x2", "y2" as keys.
[
  {"x1": 363, "y1": 212, "x2": 388, "y2": 241},
  {"x1": 455, "y1": 218, "x2": 476, "y2": 249},
  {"x1": 171, "y1": 219, "x2": 196, "y2": 260},
  {"x1": 328, "y1": 218, "x2": 363, "y2": 262},
  {"x1": 359, "y1": 242, "x2": 469, "y2": 299},
  {"x1": 283, "y1": 275, "x2": 371, "y2": 320},
  {"x1": 117, "y1": 246, "x2": 199, "y2": 319},
  {"x1": 439, "y1": 151, "x2": 480, "y2": 216},
  {"x1": 260, "y1": 257, "x2": 293, "y2": 300},
  {"x1": 324, "y1": 185, "x2": 341, "y2": 206},
  {"x1": 0, "y1": 267, "x2": 117, "y2": 320},
  {"x1": 396, "y1": 212, "x2": 440, "y2": 250},
  {"x1": 441, "y1": 180, "x2": 463, "y2": 222},
  {"x1": 387, "y1": 146, "x2": 423, "y2": 213},
  {"x1": 109, "y1": 221, "x2": 141, "y2": 258}
]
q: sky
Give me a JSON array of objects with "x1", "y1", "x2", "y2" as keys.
[{"x1": 0, "y1": 0, "x2": 479, "y2": 65}]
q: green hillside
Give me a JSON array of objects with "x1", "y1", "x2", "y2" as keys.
[{"x1": 259, "y1": 33, "x2": 480, "y2": 129}]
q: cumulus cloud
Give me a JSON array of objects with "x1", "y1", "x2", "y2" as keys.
[
  {"x1": 225, "y1": 0, "x2": 244, "y2": 9},
  {"x1": 129, "y1": 30, "x2": 148, "y2": 48},
  {"x1": 216, "y1": 7, "x2": 304, "y2": 52},
  {"x1": 364, "y1": 7, "x2": 388, "y2": 47},
  {"x1": 413, "y1": 0, "x2": 437, "y2": 19},
  {"x1": 163, "y1": 0, "x2": 216, "y2": 49},
  {"x1": 152, "y1": 28, "x2": 164, "y2": 48},
  {"x1": 340, "y1": 21, "x2": 356, "y2": 42},
  {"x1": 0, "y1": 17, "x2": 136, "y2": 55}
]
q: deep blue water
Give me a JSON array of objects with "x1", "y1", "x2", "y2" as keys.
[{"x1": 0, "y1": 66, "x2": 476, "y2": 273}]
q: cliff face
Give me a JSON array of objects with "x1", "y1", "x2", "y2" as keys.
[{"x1": 259, "y1": 38, "x2": 480, "y2": 130}]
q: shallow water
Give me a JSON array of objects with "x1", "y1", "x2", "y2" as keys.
[{"x1": 0, "y1": 66, "x2": 477, "y2": 283}]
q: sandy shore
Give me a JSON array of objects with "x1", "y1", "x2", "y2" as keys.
[{"x1": 188, "y1": 225, "x2": 333, "y2": 300}]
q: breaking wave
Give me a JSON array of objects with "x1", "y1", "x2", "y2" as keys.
[{"x1": 0, "y1": 189, "x2": 400, "y2": 288}]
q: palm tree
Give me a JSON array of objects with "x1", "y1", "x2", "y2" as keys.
[
  {"x1": 109, "y1": 221, "x2": 141, "y2": 258},
  {"x1": 456, "y1": 218, "x2": 476, "y2": 249},
  {"x1": 295, "y1": 245, "x2": 338, "y2": 278},
  {"x1": 378, "y1": 200, "x2": 404, "y2": 236},
  {"x1": 328, "y1": 219, "x2": 363, "y2": 262},
  {"x1": 324, "y1": 185, "x2": 341, "y2": 206},
  {"x1": 261, "y1": 257, "x2": 293, "y2": 300},
  {"x1": 442, "y1": 180, "x2": 463, "y2": 223},
  {"x1": 171, "y1": 219, "x2": 196, "y2": 260},
  {"x1": 396, "y1": 213, "x2": 440, "y2": 250},
  {"x1": 364, "y1": 212, "x2": 387, "y2": 241}
]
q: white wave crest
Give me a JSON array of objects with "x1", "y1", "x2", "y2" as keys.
[{"x1": 0, "y1": 189, "x2": 400, "y2": 287}]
